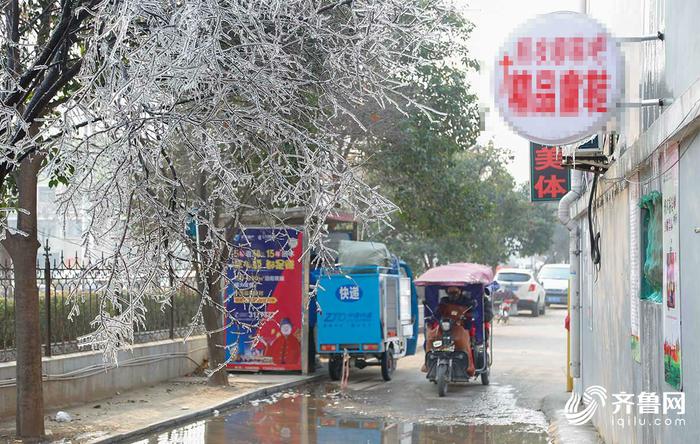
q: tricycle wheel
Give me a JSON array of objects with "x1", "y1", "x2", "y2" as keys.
[
  {"x1": 328, "y1": 355, "x2": 343, "y2": 381},
  {"x1": 437, "y1": 364, "x2": 448, "y2": 397},
  {"x1": 481, "y1": 369, "x2": 490, "y2": 386},
  {"x1": 380, "y1": 348, "x2": 396, "y2": 381}
]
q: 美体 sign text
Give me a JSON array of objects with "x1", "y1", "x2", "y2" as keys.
[{"x1": 530, "y1": 143, "x2": 570, "y2": 202}]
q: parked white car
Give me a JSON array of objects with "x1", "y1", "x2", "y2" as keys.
[
  {"x1": 495, "y1": 268, "x2": 546, "y2": 317},
  {"x1": 538, "y1": 263, "x2": 570, "y2": 306}
]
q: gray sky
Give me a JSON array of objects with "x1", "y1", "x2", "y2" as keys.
[{"x1": 457, "y1": 0, "x2": 582, "y2": 184}]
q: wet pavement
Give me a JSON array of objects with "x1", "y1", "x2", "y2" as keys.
[
  {"x1": 130, "y1": 385, "x2": 548, "y2": 444},
  {"x1": 129, "y1": 309, "x2": 569, "y2": 444}
]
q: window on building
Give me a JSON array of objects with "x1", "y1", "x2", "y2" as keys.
[{"x1": 639, "y1": 191, "x2": 662, "y2": 303}]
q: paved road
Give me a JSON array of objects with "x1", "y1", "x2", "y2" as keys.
[
  {"x1": 325, "y1": 305, "x2": 569, "y2": 436},
  {"x1": 489, "y1": 305, "x2": 569, "y2": 410},
  {"x1": 138, "y1": 306, "x2": 570, "y2": 443}
]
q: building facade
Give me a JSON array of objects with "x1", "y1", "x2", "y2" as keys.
[{"x1": 571, "y1": 1, "x2": 700, "y2": 443}]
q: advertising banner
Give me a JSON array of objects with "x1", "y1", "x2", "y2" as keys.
[
  {"x1": 225, "y1": 228, "x2": 304, "y2": 371},
  {"x1": 530, "y1": 142, "x2": 570, "y2": 202},
  {"x1": 661, "y1": 144, "x2": 682, "y2": 389}
]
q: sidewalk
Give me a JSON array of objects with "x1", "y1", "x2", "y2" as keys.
[
  {"x1": 542, "y1": 392, "x2": 605, "y2": 444},
  {"x1": 0, "y1": 372, "x2": 323, "y2": 443}
]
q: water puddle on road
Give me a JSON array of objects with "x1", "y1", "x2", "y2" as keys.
[{"x1": 131, "y1": 388, "x2": 549, "y2": 444}]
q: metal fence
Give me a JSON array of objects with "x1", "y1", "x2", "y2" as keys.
[{"x1": 0, "y1": 243, "x2": 203, "y2": 362}]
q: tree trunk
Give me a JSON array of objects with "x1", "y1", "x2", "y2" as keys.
[
  {"x1": 2, "y1": 155, "x2": 45, "y2": 439},
  {"x1": 201, "y1": 266, "x2": 229, "y2": 386},
  {"x1": 193, "y1": 175, "x2": 228, "y2": 386}
]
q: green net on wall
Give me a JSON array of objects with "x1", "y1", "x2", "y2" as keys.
[{"x1": 640, "y1": 191, "x2": 662, "y2": 303}]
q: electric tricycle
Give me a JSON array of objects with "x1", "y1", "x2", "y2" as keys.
[
  {"x1": 415, "y1": 263, "x2": 495, "y2": 397},
  {"x1": 316, "y1": 241, "x2": 418, "y2": 381}
]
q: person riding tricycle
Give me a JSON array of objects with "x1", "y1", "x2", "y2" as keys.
[
  {"x1": 423, "y1": 286, "x2": 478, "y2": 375},
  {"x1": 415, "y1": 263, "x2": 495, "y2": 397}
]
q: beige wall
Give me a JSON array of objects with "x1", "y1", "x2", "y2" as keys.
[{"x1": 0, "y1": 336, "x2": 207, "y2": 418}]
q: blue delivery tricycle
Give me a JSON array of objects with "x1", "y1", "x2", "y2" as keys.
[{"x1": 315, "y1": 241, "x2": 418, "y2": 381}]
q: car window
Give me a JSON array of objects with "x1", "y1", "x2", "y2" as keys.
[
  {"x1": 539, "y1": 267, "x2": 569, "y2": 280},
  {"x1": 496, "y1": 272, "x2": 530, "y2": 282}
]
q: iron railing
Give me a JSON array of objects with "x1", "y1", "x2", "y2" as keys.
[{"x1": 0, "y1": 242, "x2": 203, "y2": 362}]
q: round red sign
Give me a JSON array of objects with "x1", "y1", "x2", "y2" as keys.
[{"x1": 493, "y1": 11, "x2": 623, "y2": 145}]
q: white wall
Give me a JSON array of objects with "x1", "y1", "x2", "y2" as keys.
[
  {"x1": 674, "y1": 132, "x2": 700, "y2": 443},
  {"x1": 575, "y1": 1, "x2": 700, "y2": 442}
]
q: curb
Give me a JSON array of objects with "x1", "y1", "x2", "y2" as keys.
[
  {"x1": 93, "y1": 373, "x2": 325, "y2": 444},
  {"x1": 542, "y1": 393, "x2": 604, "y2": 444}
]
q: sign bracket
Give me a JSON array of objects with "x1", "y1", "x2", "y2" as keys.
[
  {"x1": 617, "y1": 31, "x2": 664, "y2": 43},
  {"x1": 618, "y1": 98, "x2": 672, "y2": 108},
  {"x1": 561, "y1": 156, "x2": 610, "y2": 174}
]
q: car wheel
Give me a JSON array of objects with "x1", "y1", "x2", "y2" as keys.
[
  {"x1": 540, "y1": 299, "x2": 546, "y2": 315},
  {"x1": 531, "y1": 299, "x2": 540, "y2": 317}
]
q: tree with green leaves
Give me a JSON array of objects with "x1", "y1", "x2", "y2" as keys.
[
  {"x1": 334, "y1": 12, "x2": 555, "y2": 271},
  {"x1": 372, "y1": 144, "x2": 556, "y2": 271}
]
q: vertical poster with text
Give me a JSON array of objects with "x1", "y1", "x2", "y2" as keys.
[
  {"x1": 530, "y1": 143, "x2": 570, "y2": 202},
  {"x1": 225, "y1": 228, "x2": 303, "y2": 371},
  {"x1": 629, "y1": 173, "x2": 641, "y2": 363},
  {"x1": 662, "y1": 144, "x2": 681, "y2": 389}
]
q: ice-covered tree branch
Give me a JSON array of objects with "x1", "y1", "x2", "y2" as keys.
[{"x1": 2, "y1": 0, "x2": 463, "y2": 375}]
